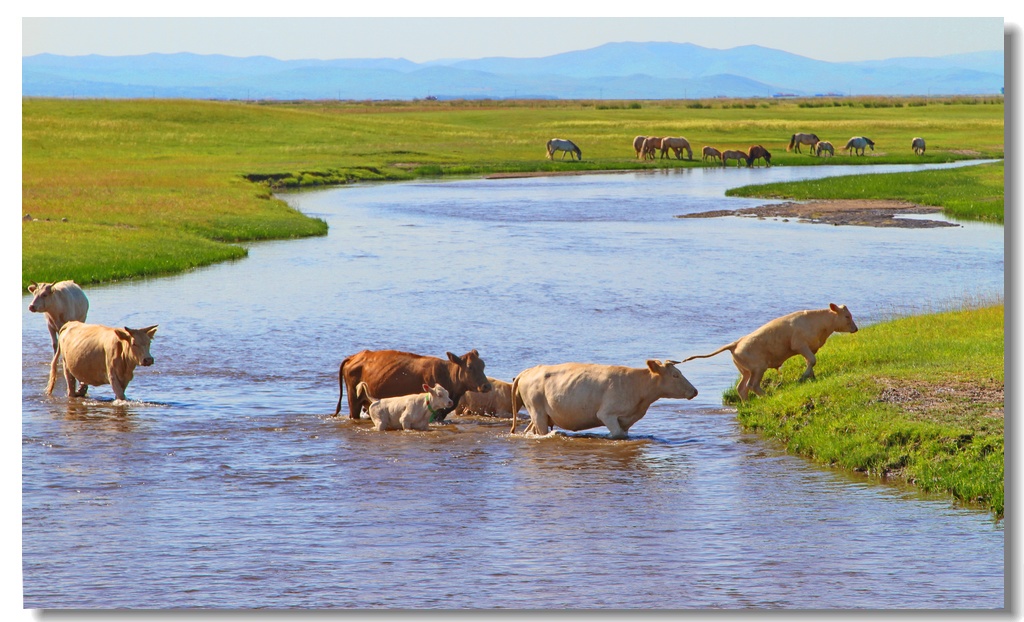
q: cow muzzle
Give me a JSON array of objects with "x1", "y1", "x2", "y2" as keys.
[
  {"x1": 141, "y1": 357, "x2": 154, "y2": 366},
  {"x1": 28, "y1": 304, "x2": 37, "y2": 312}
]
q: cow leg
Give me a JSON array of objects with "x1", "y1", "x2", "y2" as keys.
[
  {"x1": 797, "y1": 346, "x2": 818, "y2": 381},
  {"x1": 73, "y1": 383, "x2": 89, "y2": 398},
  {"x1": 596, "y1": 409, "x2": 628, "y2": 440},
  {"x1": 110, "y1": 378, "x2": 128, "y2": 401},
  {"x1": 48, "y1": 327, "x2": 59, "y2": 354},
  {"x1": 748, "y1": 368, "x2": 767, "y2": 397}
]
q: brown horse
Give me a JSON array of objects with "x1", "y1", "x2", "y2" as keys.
[
  {"x1": 701, "y1": 146, "x2": 722, "y2": 163},
  {"x1": 633, "y1": 135, "x2": 648, "y2": 159},
  {"x1": 721, "y1": 149, "x2": 748, "y2": 168},
  {"x1": 660, "y1": 137, "x2": 693, "y2": 160},
  {"x1": 787, "y1": 132, "x2": 819, "y2": 154},
  {"x1": 747, "y1": 145, "x2": 772, "y2": 167},
  {"x1": 641, "y1": 136, "x2": 663, "y2": 160}
]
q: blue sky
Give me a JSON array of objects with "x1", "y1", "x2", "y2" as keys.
[{"x1": 22, "y1": 16, "x2": 1007, "y2": 64}]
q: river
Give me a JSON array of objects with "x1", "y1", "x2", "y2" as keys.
[{"x1": 21, "y1": 162, "x2": 1004, "y2": 609}]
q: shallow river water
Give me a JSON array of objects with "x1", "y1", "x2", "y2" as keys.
[{"x1": 21, "y1": 162, "x2": 1004, "y2": 609}]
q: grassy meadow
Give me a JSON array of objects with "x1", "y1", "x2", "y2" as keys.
[
  {"x1": 22, "y1": 96, "x2": 1004, "y2": 289},
  {"x1": 727, "y1": 304, "x2": 1005, "y2": 517}
]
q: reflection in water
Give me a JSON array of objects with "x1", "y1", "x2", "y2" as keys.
[{"x1": 21, "y1": 166, "x2": 1003, "y2": 608}]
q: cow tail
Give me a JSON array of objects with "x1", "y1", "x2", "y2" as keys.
[
  {"x1": 45, "y1": 336, "x2": 62, "y2": 396},
  {"x1": 333, "y1": 359, "x2": 347, "y2": 416},
  {"x1": 509, "y1": 375, "x2": 522, "y2": 434},
  {"x1": 681, "y1": 341, "x2": 739, "y2": 363}
]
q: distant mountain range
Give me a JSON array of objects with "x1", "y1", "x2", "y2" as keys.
[{"x1": 22, "y1": 42, "x2": 1004, "y2": 100}]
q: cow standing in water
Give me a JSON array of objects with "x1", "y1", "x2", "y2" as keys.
[
  {"x1": 46, "y1": 321, "x2": 158, "y2": 401},
  {"x1": 453, "y1": 377, "x2": 517, "y2": 418},
  {"x1": 683, "y1": 303, "x2": 859, "y2": 401},
  {"x1": 510, "y1": 360, "x2": 698, "y2": 439},
  {"x1": 357, "y1": 382, "x2": 453, "y2": 431},
  {"x1": 336, "y1": 349, "x2": 492, "y2": 422},
  {"x1": 27, "y1": 280, "x2": 89, "y2": 353}
]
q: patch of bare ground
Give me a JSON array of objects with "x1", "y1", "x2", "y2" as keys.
[
  {"x1": 875, "y1": 376, "x2": 1004, "y2": 428},
  {"x1": 677, "y1": 199, "x2": 959, "y2": 228}
]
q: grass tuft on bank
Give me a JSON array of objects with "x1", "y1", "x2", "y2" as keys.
[{"x1": 726, "y1": 304, "x2": 1004, "y2": 517}]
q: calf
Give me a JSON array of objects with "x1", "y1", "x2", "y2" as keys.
[
  {"x1": 27, "y1": 280, "x2": 89, "y2": 353},
  {"x1": 46, "y1": 321, "x2": 158, "y2": 401},
  {"x1": 683, "y1": 303, "x2": 858, "y2": 401},
  {"x1": 453, "y1": 377, "x2": 516, "y2": 418},
  {"x1": 357, "y1": 382, "x2": 453, "y2": 431},
  {"x1": 510, "y1": 360, "x2": 697, "y2": 439}
]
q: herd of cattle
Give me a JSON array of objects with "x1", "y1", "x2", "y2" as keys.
[
  {"x1": 28, "y1": 279, "x2": 859, "y2": 439},
  {"x1": 547, "y1": 133, "x2": 925, "y2": 168}
]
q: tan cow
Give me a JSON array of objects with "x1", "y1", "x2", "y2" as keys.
[
  {"x1": 682, "y1": 303, "x2": 859, "y2": 401},
  {"x1": 632, "y1": 135, "x2": 648, "y2": 159},
  {"x1": 356, "y1": 382, "x2": 453, "y2": 431},
  {"x1": 27, "y1": 280, "x2": 89, "y2": 353},
  {"x1": 640, "y1": 137, "x2": 663, "y2": 160},
  {"x1": 453, "y1": 377, "x2": 516, "y2": 417},
  {"x1": 660, "y1": 137, "x2": 693, "y2": 160},
  {"x1": 46, "y1": 321, "x2": 159, "y2": 401},
  {"x1": 510, "y1": 360, "x2": 698, "y2": 439}
]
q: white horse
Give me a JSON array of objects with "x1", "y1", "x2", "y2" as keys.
[
  {"x1": 912, "y1": 137, "x2": 926, "y2": 155},
  {"x1": 844, "y1": 136, "x2": 875, "y2": 156},
  {"x1": 546, "y1": 138, "x2": 582, "y2": 161},
  {"x1": 815, "y1": 141, "x2": 835, "y2": 157}
]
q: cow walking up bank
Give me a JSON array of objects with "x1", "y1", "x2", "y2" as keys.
[
  {"x1": 682, "y1": 303, "x2": 858, "y2": 401},
  {"x1": 46, "y1": 321, "x2": 158, "y2": 401},
  {"x1": 27, "y1": 280, "x2": 89, "y2": 353},
  {"x1": 510, "y1": 360, "x2": 697, "y2": 439}
]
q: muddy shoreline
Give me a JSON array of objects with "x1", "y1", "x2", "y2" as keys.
[{"x1": 677, "y1": 199, "x2": 959, "y2": 229}]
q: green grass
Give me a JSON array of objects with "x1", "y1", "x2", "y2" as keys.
[
  {"x1": 727, "y1": 304, "x2": 1004, "y2": 517},
  {"x1": 23, "y1": 96, "x2": 1004, "y2": 289},
  {"x1": 726, "y1": 161, "x2": 1005, "y2": 223}
]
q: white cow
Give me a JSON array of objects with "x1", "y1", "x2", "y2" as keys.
[
  {"x1": 357, "y1": 382, "x2": 453, "y2": 431},
  {"x1": 27, "y1": 280, "x2": 89, "y2": 353},
  {"x1": 510, "y1": 360, "x2": 698, "y2": 439},
  {"x1": 46, "y1": 321, "x2": 158, "y2": 401}
]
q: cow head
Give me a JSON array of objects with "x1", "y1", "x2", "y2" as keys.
[
  {"x1": 423, "y1": 383, "x2": 454, "y2": 410},
  {"x1": 27, "y1": 281, "x2": 54, "y2": 313},
  {"x1": 447, "y1": 349, "x2": 492, "y2": 393},
  {"x1": 829, "y1": 303, "x2": 859, "y2": 333},
  {"x1": 647, "y1": 359, "x2": 698, "y2": 400},
  {"x1": 116, "y1": 325, "x2": 159, "y2": 367}
]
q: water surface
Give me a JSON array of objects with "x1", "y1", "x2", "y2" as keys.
[{"x1": 22, "y1": 162, "x2": 1004, "y2": 608}]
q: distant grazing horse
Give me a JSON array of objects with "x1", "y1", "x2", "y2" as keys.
[
  {"x1": 661, "y1": 137, "x2": 694, "y2": 160},
  {"x1": 633, "y1": 136, "x2": 648, "y2": 159},
  {"x1": 912, "y1": 137, "x2": 926, "y2": 155},
  {"x1": 844, "y1": 136, "x2": 875, "y2": 156},
  {"x1": 788, "y1": 133, "x2": 819, "y2": 153},
  {"x1": 546, "y1": 138, "x2": 582, "y2": 161},
  {"x1": 721, "y1": 149, "x2": 749, "y2": 168},
  {"x1": 815, "y1": 141, "x2": 835, "y2": 157},
  {"x1": 641, "y1": 136, "x2": 664, "y2": 160},
  {"x1": 747, "y1": 145, "x2": 771, "y2": 167},
  {"x1": 702, "y1": 146, "x2": 722, "y2": 163}
]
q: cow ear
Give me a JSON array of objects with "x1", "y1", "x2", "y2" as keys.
[
  {"x1": 447, "y1": 351, "x2": 463, "y2": 366},
  {"x1": 143, "y1": 325, "x2": 159, "y2": 338},
  {"x1": 422, "y1": 384, "x2": 431, "y2": 392},
  {"x1": 646, "y1": 359, "x2": 662, "y2": 373},
  {"x1": 115, "y1": 328, "x2": 132, "y2": 341},
  {"x1": 27, "y1": 282, "x2": 37, "y2": 293},
  {"x1": 829, "y1": 303, "x2": 840, "y2": 313}
]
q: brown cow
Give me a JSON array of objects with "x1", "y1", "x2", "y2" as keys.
[
  {"x1": 46, "y1": 321, "x2": 158, "y2": 401},
  {"x1": 335, "y1": 349, "x2": 492, "y2": 421},
  {"x1": 453, "y1": 377, "x2": 516, "y2": 418},
  {"x1": 510, "y1": 360, "x2": 697, "y2": 439},
  {"x1": 682, "y1": 303, "x2": 858, "y2": 401},
  {"x1": 27, "y1": 280, "x2": 89, "y2": 353}
]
